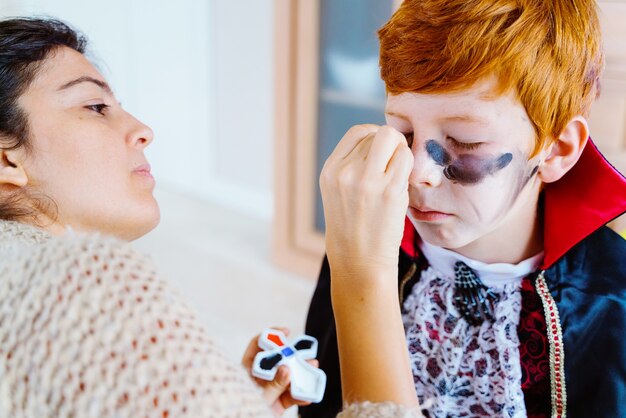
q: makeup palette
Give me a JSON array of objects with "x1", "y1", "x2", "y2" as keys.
[{"x1": 252, "y1": 328, "x2": 327, "y2": 403}]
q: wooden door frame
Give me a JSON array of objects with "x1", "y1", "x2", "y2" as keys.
[{"x1": 273, "y1": 0, "x2": 325, "y2": 279}]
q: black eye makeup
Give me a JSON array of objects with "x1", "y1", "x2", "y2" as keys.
[{"x1": 425, "y1": 139, "x2": 513, "y2": 185}]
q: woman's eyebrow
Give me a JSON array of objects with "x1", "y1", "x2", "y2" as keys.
[{"x1": 57, "y1": 76, "x2": 112, "y2": 94}]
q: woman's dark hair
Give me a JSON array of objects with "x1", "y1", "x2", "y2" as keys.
[{"x1": 0, "y1": 17, "x2": 87, "y2": 221}]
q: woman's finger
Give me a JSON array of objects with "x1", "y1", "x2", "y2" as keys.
[
  {"x1": 279, "y1": 391, "x2": 312, "y2": 409},
  {"x1": 365, "y1": 125, "x2": 407, "y2": 176},
  {"x1": 327, "y1": 124, "x2": 379, "y2": 162},
  {"x1": 387, "y1": 142, "x2": 414, "y2": 193},
  {"x1": 241, "y1": 333, "x2": 261, "y2": 370},
  {"x1": 307, "y1": 358, "x2": 319, "y2": 368},
  {"x1": 270, "y1": 326, "x2": 290, "y2": 337},
  {"x1": 348, "y1": 131, "x2": 376, "y2": 163},
  {"x1": 261, "y1": 365, "x2": 291, "y2": 404}
]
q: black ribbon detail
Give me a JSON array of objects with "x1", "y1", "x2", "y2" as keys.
[{"x1": 453, "y1": 261, "x2": 498, "y2": 326}]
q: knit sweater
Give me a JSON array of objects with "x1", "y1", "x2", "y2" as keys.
[{"x1": 0, "y1": 220, "x2": 421, "y2": 418}]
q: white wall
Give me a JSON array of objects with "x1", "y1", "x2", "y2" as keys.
[
  {"x1": 0, "y1": 0, "x2": 275, "y2": 220},
  {"x1": 0, "y1": 0, "x2": 23, "y2": 15}
]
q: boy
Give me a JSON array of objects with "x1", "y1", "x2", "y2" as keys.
[{"x1": 301, "y1": 1, "x2": 626, "y2": 417}]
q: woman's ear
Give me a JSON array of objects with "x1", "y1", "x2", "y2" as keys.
[
  {"x1": 0, "y1": 149, "x2": 28, "y2": 188},
  {"x1": 537, "y1": 116, "x2": 589, "y2": 184}
]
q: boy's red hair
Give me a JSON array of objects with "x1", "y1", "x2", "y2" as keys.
[{"x1": 378, "y1": 0, "x2": 605, "y2": 154}]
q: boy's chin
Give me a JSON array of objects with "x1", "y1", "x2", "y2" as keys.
[{"x1": 415, "y1": 223, "x2": 476, "y2": 251}]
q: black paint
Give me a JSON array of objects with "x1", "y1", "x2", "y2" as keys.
[
  {"x1": 516, "y1": 164, "x2": 540, "y2": 193},
  {"x1": 425, "y1": 139, "x2": 513, "y2": 185},
  {"x1": 529, "y1": 165, "x2": 539, "y2": 178},
  {"x1": 294, "y1": 340, "x2": 314, "y2": 351},
  {"x1": 260, "y1": 353, "x2": 283, "y2": 370},
  {"x1": 425, "y1": 140, "x2": 452, "y2": 166}
]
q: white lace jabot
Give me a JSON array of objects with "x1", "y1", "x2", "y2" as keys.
[
  {"x1": 402, "y1": 241, "x2": 544, "y2": 418},
  {"x1": 418, "y1": 240, "x2": 544, "y2": 288}
]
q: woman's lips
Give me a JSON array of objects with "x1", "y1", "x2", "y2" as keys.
[
  {"x1": 409, "y1": 206, "x2": 451, "y2": 222},
  {"x1": 133, "y1": 164, "x2": 154, "y2": 180}
]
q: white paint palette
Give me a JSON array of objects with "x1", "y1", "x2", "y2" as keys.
[{"x1": 252, "y1": 328, "x2": 327, "y2": 403}]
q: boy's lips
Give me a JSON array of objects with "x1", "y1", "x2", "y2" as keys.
[{"x1": 409, "y1": 206, "x2": 452, "y2": 222}]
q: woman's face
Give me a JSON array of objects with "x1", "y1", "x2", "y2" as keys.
[{"x1": 17, "y1": 46, "x2": 159, "y2": 240}]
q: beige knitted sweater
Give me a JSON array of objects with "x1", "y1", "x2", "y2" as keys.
[{"x1": 0, "y1": 220, "x2": 421, "y2": 418}]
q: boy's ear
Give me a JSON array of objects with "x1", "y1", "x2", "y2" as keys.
[
  {"x1": 537, "y1": 116, "x2": 589, "y2": 184},
  {"x1": 0, "y1": 148, "x2": 28, "y2": 188}
]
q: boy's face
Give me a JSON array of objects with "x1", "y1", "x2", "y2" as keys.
[{"x1": 385, "y1": 78, "x2": 544, "y2": 255}]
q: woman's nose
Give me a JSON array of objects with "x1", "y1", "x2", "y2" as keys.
[{"x1": 126, "y1": 113, "x2": 154, "y2": 149}]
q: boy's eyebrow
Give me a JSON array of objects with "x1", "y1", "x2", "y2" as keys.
[
  {"x1": 385, "y1": 111, "x2": 409, "y2": 120},
  {"x1": 386, "y1": 111, "x2": 490, "y2": 126},
  {"x1": 57, "y1": 76, "x2": 113, "y2": 95},
  {"x1": 439, "y1": 114, "x2": 490, "y2": 126}
]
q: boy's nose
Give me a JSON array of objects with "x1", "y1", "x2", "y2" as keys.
[{"x1": 409, "y1": 140, "x2": 444, "y2": 188}]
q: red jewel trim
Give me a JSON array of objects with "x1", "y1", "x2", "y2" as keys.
[{"x1": 536, "y1": 272, "x2": 567, "y2": 417}]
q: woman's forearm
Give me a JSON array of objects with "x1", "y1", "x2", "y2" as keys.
[
  {"x1": 331, "y1": 266, "x2": 419, "y2": 407},
  {"x1": 319, "y1": 125, "x2": 418, "y2": 410}
]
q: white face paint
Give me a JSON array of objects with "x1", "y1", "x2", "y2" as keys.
[{"x1": 386, "y1": 78, "x2": 546, "y2": 263}]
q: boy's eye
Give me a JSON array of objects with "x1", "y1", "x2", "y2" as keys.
[
  {"x1": 447, "y1": 136, "x2": 483, "y2": 151},
  {"x1": 402, "y1": 132, "x2": 414, "y2": 148},
  {"x1": 85, "y1": 103, "x2": 110, "y2": 115}
]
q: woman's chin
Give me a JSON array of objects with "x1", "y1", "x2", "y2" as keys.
[
  {"x1": 117, "y1": 201, "x2": 161, "y2": 241},
  {"x1": 135, "y1": 204, "x2": 161, "y2": 239}
]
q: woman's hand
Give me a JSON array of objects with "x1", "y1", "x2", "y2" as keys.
[
  {"x1": 320, "y1": 124, "x2": 413, "y2": 281},
  {"x1": 241, "y1": 327, "x2": 318, "y2": 416},
  {"x1": 320, "y1": 124, "x2": 419, "y2": 407}
]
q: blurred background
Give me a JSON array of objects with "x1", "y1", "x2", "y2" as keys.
[{"x1": 1, "y1": 1, "x2": 625, "y2": 415}]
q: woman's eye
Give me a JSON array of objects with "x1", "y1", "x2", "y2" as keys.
[
  {"x1": 403, "y1": 132, "x2": 414, "y2": 147},
  {"x1": 85, "y1": 104, "x2": 110, "y2": 115},
  {"x1": 447, "y1": 136, "x2": 483, "y2": 151}
]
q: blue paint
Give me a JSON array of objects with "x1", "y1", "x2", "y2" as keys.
[{"x1": 426, "y1": 140, "x2": 452, "y2": 166}]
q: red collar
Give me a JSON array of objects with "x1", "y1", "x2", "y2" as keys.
[{"x1": 401, "y1": 139, "x2": 626, "y2": 268}]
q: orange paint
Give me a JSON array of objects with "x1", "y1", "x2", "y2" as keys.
[{"x1": 268, "y1": 333, "x2": 284, "y2": 346}]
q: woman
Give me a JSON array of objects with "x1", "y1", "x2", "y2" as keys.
[{"x1": 0, "y1": 17, "x2": 422, "y2": 418}]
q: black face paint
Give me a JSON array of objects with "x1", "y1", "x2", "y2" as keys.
[
  {"x1": 489, "y1": 158, "x2": 541, "y2": 225},
  {"x1": 425, "y1": 140, "x2": 452, "y2": 166},
  {"x1": 425, "y1": 139, "x2": 513, "y2": 185},
  {"x1": 513, "y1": 163, "x2": 540, "y2": 196}
]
